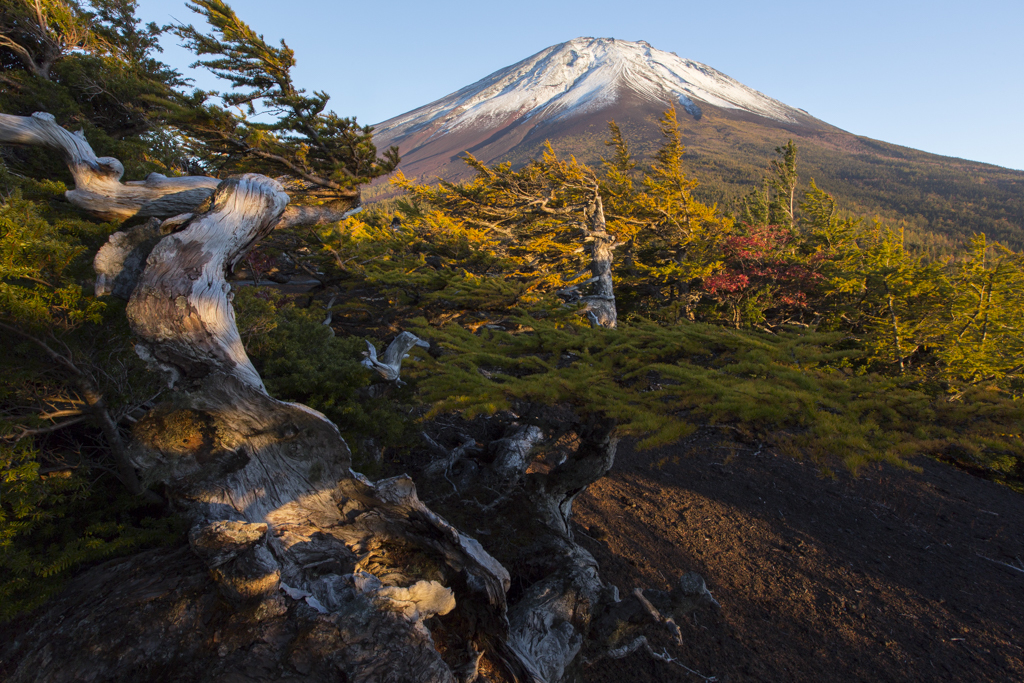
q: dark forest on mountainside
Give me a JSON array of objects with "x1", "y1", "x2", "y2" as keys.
[{"x1": 1, "y1": 2, "x2": 1022, "y2": 682}]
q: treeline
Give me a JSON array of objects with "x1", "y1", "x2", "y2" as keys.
[
  {"x1": 490, "y1": 113, "x2": 1024, "y2": 258},
  {"x1": 353, "y1": 110, "x2": 1024, "y2": 399},
  {"x1": 299, "y1": 108, "x2": 1024, "y2": 492}
]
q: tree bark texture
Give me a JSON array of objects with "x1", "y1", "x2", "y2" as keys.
[
  {"x1": 0, "y1": 112, "x2": 221, "y2": 221},
  {"x1": 580, "y1": 196, "x2": 618, "y2": 329},
  {"x1": 3, "y1": 173, "x2": 512, "y2": 682}
]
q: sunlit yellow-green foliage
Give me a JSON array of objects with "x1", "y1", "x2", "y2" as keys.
[
  {"x1": 601, "y1": 111, "x2": 735, "y2": 319},
  {"x1": 628, "y1": 108, "x2": 733, "y2": 284},
  {"x1": 0, "y1": 177, "x2": 108, "y2": 331},
  {"x1": 800, "y1": 183, "x2": 1024, "y2": 394},
  {"x1": 309, "y1": 196, "x2": 1024, "y2": 489},
  {"x1": 402, "y1": 313, "x2": 1024, "y2": 488},
  {"x1": 310, "y1": 206, "x2": 537, "y2": 315},
  {"x1": 395, "y1": 145, "x2": 614, "y2": 296},
  {"x1": 932, "y1": 234, "x2": 1024, "y2": 392},
  {"x1": 305, "y1": 120, "x2": 1024, "y2": 492},
  {"x1": 829, "y1": 220, "x2": 947, "y2": 371}
]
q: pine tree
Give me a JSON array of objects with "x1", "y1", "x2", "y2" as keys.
[
  {"x1": 397, "y1": 143, "x2": 620, "y2": 326},
  {"x1": 768, "y1": 140, "x2": 798, "y2": 229},
  {"x1": 605, "y1": 108, "x2": 733, "y2": 319},
  {"x1": 0, "y1": 0, "x2": 93, "y2": 81},
  {"x1": 931, "y1": 234, "x2": 1024, "y2": 395},
  {"x1": 168, "y1": 0, "x2": 398, "y2": 202},
  {"x1": 737, "y1": 140, "x2": 798, "y2": 230}
]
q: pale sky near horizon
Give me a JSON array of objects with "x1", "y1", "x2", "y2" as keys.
[{"x1": 138, "y1": 0, "x2": 1024, "y2": 171}]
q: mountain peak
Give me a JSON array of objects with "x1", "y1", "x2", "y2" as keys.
[
  {"x1": 375, "y1": 38, "x2": 807, "y2": 139},
  {"x1": 370, "y1": 38, "x2": 819, "y2": 184}
]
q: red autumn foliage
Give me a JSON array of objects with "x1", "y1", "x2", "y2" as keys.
[{"x1": 702, "y1": 226, "x2": 825, "y2": 324}]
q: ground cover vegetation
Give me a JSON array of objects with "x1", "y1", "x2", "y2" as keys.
[{"x1": 0, "y1": 1, "x2": 1022, "y2": 677}]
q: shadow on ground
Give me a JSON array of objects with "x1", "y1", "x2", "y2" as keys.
[{"x1": 573, "y1": 430, "x2": 1024, "y2": 682}]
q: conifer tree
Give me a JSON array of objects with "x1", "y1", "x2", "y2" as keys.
[
  {"x1": 168, "y1": 0, "x2": 399, "y2": 204},
  {"x1": 768, "y1": 140, "x2": 798, "y2": 228},
  {"x1": 0, "y1": 0, "x2": 93, "y2": 81},
  {"x1": 799, "y1": 178, "x2": 859, "y2": 254},
  {"x1": 738, "y1": 140, "x2": 798, "y2": 230},
  {"x1": 604, "y1": 108, "x2": 732, "y2": 318},
  {"x1": 398, "y1": 144, "x2": 620, "y2": 326},
  {"x1": 931, "y1": 234, "x2": 1024, "y2": 395},
  {"x1": 738, "y1": 179, "x2": 771, "y2": 227}
]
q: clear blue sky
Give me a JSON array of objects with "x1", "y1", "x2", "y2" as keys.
[{"x1": 138, "y1": 0, "x2": 1024, "y2": 171}]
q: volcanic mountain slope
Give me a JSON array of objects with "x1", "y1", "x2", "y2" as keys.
[{"x1": 371, "y1": 38, "x2": 1024, "y2": 250}]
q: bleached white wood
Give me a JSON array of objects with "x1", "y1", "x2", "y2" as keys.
[
  {"x1": 126, "y1": 174, "x2": 287, "y2": 391},
  {"x1": 113, "y1": 174, "x2": 519, "y2": 683},
  {"x1": 362, "y1": 331, "x2": 431, "y2": 382},
  {"x1": 0, "y1": 112, "x2": 364, "y2": 228},
  {"x1": 0, "y1": 112, "x2": 221, "y2": 220},
  {"x1": 580, "y1": 196, "x2": 618, "y2": 328}
]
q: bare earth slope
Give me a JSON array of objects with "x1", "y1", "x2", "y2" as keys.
[{"x1": 573, "y1": 432, "x2": 1024, "y2": 682}]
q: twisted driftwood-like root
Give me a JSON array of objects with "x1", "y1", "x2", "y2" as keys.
[
  {"x1": 417, "y1": 414, "x2": 717, "y2": 682},
  {"x1": 362, "y1": 331, "x2": 431, "y2": 383},
  {"x1": 0, "y1": 112, "x2": 221, "y2": 220},
  {"x1": 3, "y1": 173, "x2": 518, "y2": 683},
  {"x1": 0, "y1": 112, "x2": 360, "y2": 226}
]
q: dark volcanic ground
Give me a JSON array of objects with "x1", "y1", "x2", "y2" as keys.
[{"x1": 572, "y1": 432, "x2": 1024, "y2": 682}]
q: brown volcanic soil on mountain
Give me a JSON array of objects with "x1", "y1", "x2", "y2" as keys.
[{"x1": 571, "y1": 431, "x2": 1024, "y2": 682}]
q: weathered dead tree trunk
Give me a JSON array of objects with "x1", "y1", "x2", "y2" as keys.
[
  {"x1": 556, "y1": 195, "x2": 618, "y2": 329},
  {"x1": 0, "y1": 112, "x2": 221, "y2": 220},
  {"x1": 580, "y1": 196, "x2": 618, "y2": 329},
  {"x1": 362, "y1": 331, "x2": 431, "y2": 382},
  {"x1": 2, "y1": 117, "x2": 714, "y2": 683},
  {"x1": 416, "y1": 412, "x2": 718, "y2": 682},
  {"x1": 3, "y1": 172, "x2": 514, "y2": 683}
]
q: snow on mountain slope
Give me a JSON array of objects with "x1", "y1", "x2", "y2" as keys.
[{"x1": 374, "y1": 37, "x2": 810, "y2": 145}]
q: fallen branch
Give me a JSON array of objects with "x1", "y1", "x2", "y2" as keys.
[
  {"x1": 0, "y1": 112, "x2": 220, "y2": 221},
  {"x1": 633, "y1": 587, "x2": 683, "y2": 645},
  {"x1": 0, "y1": 112, "x2": 364, "y2": 228},
  {"x1": 976, "y1": 553, "x2": 1024, "y2": 576},
  {"x1": 361, "y1": 331, "x2": 430, "y2": 383},
  {"x1": 605, "y1": 636, "x2": 717, "y2": 681}
]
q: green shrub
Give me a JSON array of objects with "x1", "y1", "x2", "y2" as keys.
[{"x1": 234, "y1": 288, "x2": 416, "y2": 466}]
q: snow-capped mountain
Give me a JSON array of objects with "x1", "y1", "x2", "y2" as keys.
[
  {"x1": 382, "y1": 37, "x2": 805, "y2": 134},
  {"x1": 371, "y1": 37, "x2": 822, "y2": 181}
]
